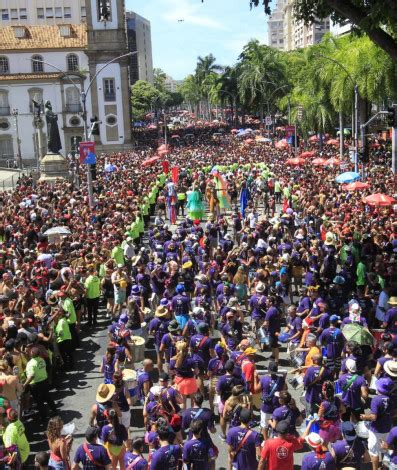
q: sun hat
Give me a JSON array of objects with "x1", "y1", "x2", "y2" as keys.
[
  {"x1": 244, "y1": 347, "x2": 257, "y2": 356},
  {"x1": 167, "y1": 320, "x2": 180, "y2": 333},
  {"x1": 376, "y1": 377, "x2": 393, "y2": 395},
  {"x1": 96, "y1": 383, "x2": 115, "y2": 403},
  {"x1": 255, "y1": 282, "x2": 265, "y2": 293},
  {"x1": 341, "y1": 421, "x2": 356, "y2": 442},
  {"x1": 324, "y1": 232, "x2": 335, "y2": 245},
  {"x1": 155, "y1": 306, "x2": 168, "y2": 318},
  {"x1": 305, "y1": 432, "x2": 324, "y2": 448},
  {"x1": 345, "y1": 358, "x2": 357, "y2": 373},
  {"x1": 150, "y1": 385, "x2": 162, "y2": 397},
  {"x1": 389, "y1": 297, "x2": 397, "y2": 306},
  {"x1": 384, "y1": 360, "x2": 397, "y2": 377}
]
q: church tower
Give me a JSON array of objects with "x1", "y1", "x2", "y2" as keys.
[{"x1": 85, "y1": 0, "x2": 132, "y2": 149}]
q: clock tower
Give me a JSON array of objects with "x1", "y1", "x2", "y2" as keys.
[{"x1": 85, "y1": 0, "x2": 132, "y2": 148}]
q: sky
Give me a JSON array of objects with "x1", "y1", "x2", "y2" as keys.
[{"x1": 126, "y1": 0, "x2": 269, "y2": 80}]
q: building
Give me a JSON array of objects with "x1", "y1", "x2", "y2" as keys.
[
  {"x1": 0, "y1": 0, "x2": 132, "y2": 164},
  {"x1": 267, "y1": 0, "x2": 287, "y2": 50},
  {"x1": 281, "y1": 0, "x2": 330, "y2": 51},
  {"x1": 164, "y1": 75, "x2": 182, "y2": 93},
  {"x1": 126, "y1": 11, "x2": 153, "y2": 85}
]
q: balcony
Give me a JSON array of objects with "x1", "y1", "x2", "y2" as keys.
[
  {"x1": 0, "y1": 106, "x2": 10, "y2": 116},
  {"x1": 104, "y1": 92, "x2": 116, "y2": 102},
  {"x1": 65, "y1": 103, "x2": 82, "y2": 113}
]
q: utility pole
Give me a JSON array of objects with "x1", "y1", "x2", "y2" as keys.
[
  {"x1": 11, "y1": 109, "x2": 22, "y2": 169},
  {"x1": 354, "y1": 85, "x2": 359, "y2": 173}
]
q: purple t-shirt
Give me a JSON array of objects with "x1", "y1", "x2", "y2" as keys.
[
  {"x1": 337, "y1": 373, "x2": 367, "y2": 409},
  {"x1": 385, "y1": 307, "x2": 397, "y2": 334},
  {"x1": 161, "y1": 333, "x2": 184, "y2": 359},
  {"x1": 297, "y1": 296, "x2": 311, "y2": 314},
  {"x1": 149, "y1": 317, "x2": 170, "y2": 347},
  {"x1": 100, "y1": 424, "x2": 128, "y2": 446},
  {"x1": 377, "y1": 357, "x2": 392, "y2": 378},
  {"x1": 301, "y1": 451, "x2": 335, "y2": 470},
  {"x1": 208, "y1": 358, "x2": 225, "y2": 377},
  {"x1": 137, "y1": 369, "x2": 152, "y2": 400},
  {"x1": 265, "y1": 306, "x2": 280, "y2": 334},
  {"x1": 250, "y1": 294, "x2": 267, "y2": 321},
  {"x1": 190, "y1": 334, "x2": 213, "y2": 363},
  {"x1": 370, "y1": 394, "x2": 392, "y2": 433},
  {"x1": 387, "y1": 427, "x2": 397, "y2": 464},
  {"x1": 182, "y1": 407, "x2": 215, "y2": 439},
  {"x1": 272, "y1": 405, "x2": 300, "y2": 434},
  {"x1": 216, "y1": 374, "x2": 245, "y2": 403},
  {"x1": 261, "y1": 375, "x2": 285, "y2": 413},
  {"x1": 304, "y1": 366, "x2": 323, "y2": 405},
  {"x1": 151, "y1": 444, "x2": 182, "y2": 470},
  {"x1": 331, "y1": 439, "x2": 366, "y2": 468},
  {"x1": 183, "y1": 438, "x2": 211, "y2": 470},
  {"x1": 221, "y1": 321, "x2": 243, "y2": 350},
  {"x1": 320, "y1": 327, "x2": 344, "y2": 359},
  {"x1": 172, "y1": 294, "x2": 191, "y2": 316},
  {"x1": 73, "y1": 443, "x2": 111, "y2": 470},
  {"x1": 124, "y1": 452, "x2": 148, "y2": 470},
  {"x1": 226, "y1": 426, "x2": 261, "y2": 470},
  {"x1": 287, "y1": 315, "x2": 302, "y2": 343}
]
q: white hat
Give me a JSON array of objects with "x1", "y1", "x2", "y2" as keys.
[
  {"x1": 256, "y1": 282, "x2": 265, "y2": 293},
  {"x1": 305, "y1": 433, "x2": 323, "y2": 448},
  {"x1": 345, "y1": 358, "x2": 357, "y2": 373}
]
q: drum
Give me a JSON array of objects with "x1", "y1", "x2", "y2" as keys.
[
  {"x1": 140, "y1": 321, "x2": 147, "y2": 338},
  {"x1": 257, "y1": 327, "x2": 269, "y2": 345},
  {"x1": 129, "y1": 336, "x2": 145, "y2": 363},
  {"x1": 334, "y1": 380, "x2": 343, "y2": 397},
  {"x1": 291, "y1": 351, "x2": 305, "y2": 368},
  {"x1": 122, "y1": 369, "x2": 137, "y2": 404},
  {"x1": 279, "y1": 332, "x2": 290, "y2": 343}
]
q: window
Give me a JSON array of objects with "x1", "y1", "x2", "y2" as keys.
[
  {"x1": 106, "y1": 114, "x2": 117, "y2": 126},
  {"x1": 13, "y1": 26, "x2": 25, "y2": 38},
  {"x1": 37, "y1": 8, "x2": 44, "y2": 19},
  {"x1": 98, "y1": 0, "x2": 111, "y2": 21},
  {"x1": 64, "y1": 7, "x2": 71, "y2": 18},
  {"x1": 81, "y1": 6, "x2": 87, "y2": 18},
  {"x1": 32, "y1": 55, "x2": 44, "y2": 73},
  {"x1": 59, "y1": 24, "x2": 71, "y2": 37},
  {"x1": 10, "y1": 9, "x2": 18, "y2": 19},
  {"x1": 55, "y1": 7, "x2": 62, "y2": 18},
  {"x1": 65, "y1": 87, "x2": 81, "y2": 113},
  {"x1": 0, "y1": 57, "x2": 9, "y2": 74},
  {"x1": 19, "y1": 8, "x2": 27, "y2": 19},
  {"x1": 103, "y1": 78, "x2": 115, "y2": 101},
  {"x1": 28, "y1": 88, "x2": 43, "y2": 113},
  {"x1": 2, "y1": 9, "x2": 9, "y2": 20},
  {"x1": 46, "y1": 8, "x2": 53, "y2": 18},
  {"x1": 0, "y1": 91, "x2": 10, "y2": 116},
  {"x1": 0, "y1": 135, "x2": 14, "y2": 159},
  {"x1": 67, "y1": 54, "x2": 79, "y2": 72}
]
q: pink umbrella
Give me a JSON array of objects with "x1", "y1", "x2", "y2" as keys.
[
  {"x1": 142, "y1": 156, "x2": 160, "y2": 167},
  {"x1": 342, "y1": 182, "x2": 370, "y2": 191},
  {"x1": 327, "y1": 139, "x2": 339, "y2": 146},
  {"x1": 312, "y1": 157, "x2": 327, "y2": 165},
  {"x1": 301, "y1": 151, "x2": 316, "y2": 158},
  {"x1": 286, "y1": 157, "x2": 305, "y2": 166},
  {"x1": 363, "y1": 193, "x2": 396, "y2": 207},
  {"x1": 324, "y1": 157, "x2": 341, "y2": 166},
  {"x1": 275, "y1": 139, "x2": 289, "y2": 149}
]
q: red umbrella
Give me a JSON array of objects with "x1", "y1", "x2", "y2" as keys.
[
  {"x1": 286, "y1": 157, "x2": 305, "y2": 166},
  {"x1": 324, "y1": 157, "x2": 341, "y2": 166},
  {"x1": 142, "y1": 156, "x2": 160, "y2": 167},
  {"x1": 275, "y1": 139, "x2": 289, "y2": 149},
  {"x1": 301, "y1": 151, "x2": 316, "y2": 158},
  {"x1": 363, "y1": 193, "x2": 396, "y2": 207},
  {"x1": 308, "y1": 135, "x2": 319, "y2": 142},
  {"x1": 312, "y1": 157, "x2": 327, "y2": 165},
  {"x1": 327, "y1": 138, "x2": 339, "y2": 146},
  {"x1": 342, "y1": 182, "x2": 370, "y2": 191}
]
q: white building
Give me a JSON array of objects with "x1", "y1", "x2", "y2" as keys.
[
  {"x1": 164, "y1": 75, "x2": 182, "y2": 93},
  {"x1": 267, "y1": 0, "x2": 287, "y2": 49},
  {"x1": 126, "y1": 11, "x2": 154, "y2": 85},
  {"x1": 0, "y1": 0, "x2": 133, "y2": 164}
]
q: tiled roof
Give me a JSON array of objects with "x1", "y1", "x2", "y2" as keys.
[
  {"x1": 0, "y1": 24, "x2": 87, "y2": 51},
  {"x1": 0, "y1": 73, "x2": 62, "y2": 81}
]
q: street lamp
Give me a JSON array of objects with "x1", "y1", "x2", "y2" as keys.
[
  {"x1": 314, "y1": 53, "x2": 358, "y2": 172},
  {"x1": 11, "y1": 108, "x2": 22, "y2": 169},
  {"x1": 28, "y1": 51, "x2": 137, "y2": 208}
]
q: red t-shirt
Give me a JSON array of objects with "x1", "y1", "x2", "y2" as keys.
[
  {"x1": 241, "y1": 360, "x2": 255, "y2": 393},
  {"x1": 261, "y1": 436, "x2": 304, "y2": 470}
]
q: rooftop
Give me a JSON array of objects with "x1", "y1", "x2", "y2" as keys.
[{"x1": 0, "y1": 24, "x2": 87, "y2": 51}]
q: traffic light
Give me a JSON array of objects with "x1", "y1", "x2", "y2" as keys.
[
  {"x1": 90, "y1": 116, "x2": 100, "y2": 136},
  {"x1": 387, "y1": 107, "x2": 397, "y2": 127}
]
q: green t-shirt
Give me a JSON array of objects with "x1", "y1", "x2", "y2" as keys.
[
  {"x1": 111, "y1": 246, "x2": 124, "y2": 266},
  {"x1": 62, "y1": 298, "x2": 76, "y2": 325},
  {"x1": 85, "y1": 275, "x2": 101, "y2": 299},
  {"x1": 274, "y1": 181, "x2": 281, "y2": 193},
  {"x1": 55, "y1": 318, "x2": 72, "y2": 343},
  {"x1": 25, "y1": 356, "x2": 47, "y2": 384},
  {"x1": 356, "y1": 261, "x2": 366, "y2": 286},
  {"x1": 3, "y1": 420, "x2": 30, "y2": 463}
]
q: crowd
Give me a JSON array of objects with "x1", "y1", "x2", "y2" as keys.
[{"x1": 0, "y1": 125, "x2": 394, "y2": 470}]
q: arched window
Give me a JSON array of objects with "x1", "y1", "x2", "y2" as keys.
[
  {"x1": 65, "y1": 87, "x2": 81, "y2": 113},
  {"x1": 0, "y1": 90, "x2": 10, "y2": 116},
  {"x1": 67, "y1": 54, "x2": 79, "y2": 72},
  {"x1": 0, "y1": 57, "x2": 9, "y2": 74},
  {"x1": 31, "y1": 55, "x2": 44, "y2": 73}
]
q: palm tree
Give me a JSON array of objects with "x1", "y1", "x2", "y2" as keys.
[
  {"x1": 194, "y1": 54, "x2": 222, "y2": 119},
  {"x1": 214, "y1": 65, "x2": 240, "y2": 126}
]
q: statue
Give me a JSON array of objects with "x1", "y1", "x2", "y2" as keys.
[{"x1": 45, "y1": 100, "x2": 62, "y2": 154}]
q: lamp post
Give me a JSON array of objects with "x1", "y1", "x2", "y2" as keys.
[
  {"x1": 11, "y1": 109, "x2": 22, "y2": 169},
  {"x1": 315, "y1": 54, "x2": 358, "y2": 172},
  {"x1": 28, "y1": 51, "x2": 137, "y2": 208}
]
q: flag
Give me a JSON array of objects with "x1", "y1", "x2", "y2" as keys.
[
  {"x1": 171, "y1": 166, "x2": 179, "y2": 184},
  {"x1": 162, "y1": 160, "x2": 170, "y2": 174}
]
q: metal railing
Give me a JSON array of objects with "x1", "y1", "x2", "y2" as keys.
[{"x1": 0, "y1": 106, "x2": 10, "y2": 116}]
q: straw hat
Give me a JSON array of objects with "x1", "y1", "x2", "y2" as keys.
[
  {"x1": 155, "y1": 306, "x2": 168, "y2": 318},
  {"x1": 96, "y1": 383, "x2": 115, "y2": 403},
  {"x1": 389, "y1": 297, "x2": 397, "y2": 306},
  {"x1": 384, "y1": 360, "x2": 397, "y2": 377},
  {"x1": 305, "y1": 433, "x2": 323, "y2": 448}
]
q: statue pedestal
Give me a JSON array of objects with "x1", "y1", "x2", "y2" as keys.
[{"x1": 39, "y1": 153, "x2": 70, "y2": 182}]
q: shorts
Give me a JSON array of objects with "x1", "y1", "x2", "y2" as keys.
[
  {"x1": 115, "y1": 290, "x2": 126, "y2": 305},
  {"x1": 368, "y1": 429, "x2": 388, "y2": 457},
  {"x1": 120, "y1": 410, "x2": 131, "y2": 429},
  {"x1": 269, "y1": 334, "x2": 279, "y2": 348},
  {"x1": 260, "y1": 411, "x2": 272, "y2": 429}
]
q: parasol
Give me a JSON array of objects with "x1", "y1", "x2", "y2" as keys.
[
  {"x1": 342, "y1": 181, "x2": 370, "y2": 191},
  {"x1": 342, "y1": 323, "x2": 374, "y2": 346},
  {"x1": 312, "y1": 157, "x2": 327, "y2": 165},
  {"x1": 335, "y1": 171, "x2": 360, "y2": 184},
  {"x1": 286, "y1": 157, "x2": 305, "y2": 166},
  {"x1": 301, "y1": 151, "x2": 316, "y2": 158},
  {"x1": 323, "y1": 157, "x2": 341, "y2": 166},
  {"x1": 142, "y1": 156, "x2": 160, "y2": 167},
  {"x1": 326, "y1": 138, "x2": 339, "y2": 146},
  {"x1": 363, "y1": 193, "x2": 396, "y2": 207},
  {"x1": 44, "y1": 226, "x2": 71, "y2": 236}
]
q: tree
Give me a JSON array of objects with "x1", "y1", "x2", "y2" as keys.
[
  {"x1": 194, "y1": 54, "x2": 222, "y2": 119},
  {"x1": 179, "y1": 74, "x2": 201, "y2": 114},
  {"x1": 131, "y1": 80, "x2": 161, "y2": 120},
  {"x1": 242, "y1": 0, "x2": 397, "y2": 63},
  {"x1": 153, "y1": 68, "x2": 167, "y2": 92}
]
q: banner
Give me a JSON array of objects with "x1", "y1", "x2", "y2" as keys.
[
  {"x1": 79, "y1": 141, "x2": 96, "y2": 165},
  {"x1": 162, "y1": 160, "x2": 170, "y2": 174},
  {"x1": 171, "y1": 166, "x2": 179, "y2": 184}
]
